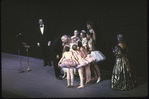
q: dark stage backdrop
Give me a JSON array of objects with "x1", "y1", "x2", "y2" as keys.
[{"x1": 1, "y1": 0, "x2": 147, "y2": 76}]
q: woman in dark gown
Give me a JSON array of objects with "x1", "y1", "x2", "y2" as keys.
[{"x1": 110, "y1": 34, "x2": 137, "y2": 90}]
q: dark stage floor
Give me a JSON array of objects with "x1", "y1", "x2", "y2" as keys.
[{"x1": 1, "y1": 52, "x2": 148, "y2": 98}]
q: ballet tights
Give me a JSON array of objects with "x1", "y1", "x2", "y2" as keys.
[
  {"x1": 85, "y1": 64, "x2": 91, "y2": 84},
  {"x1": 93, "y1": 63, "x2": 101, "y2": 83},
  {"x1": 77, "y1": 67, "x2": 84, "y2": 89},
  {"x1": 67, "y1": 67, "x2": 74, "y2": 87}
]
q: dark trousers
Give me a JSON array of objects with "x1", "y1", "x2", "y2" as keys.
[
  {"x1": 40, "y1": 45, "x2": 51, "y2": 65},
  {"x1": 51, "y1": 54, "x2": 61, "y2": 77}
]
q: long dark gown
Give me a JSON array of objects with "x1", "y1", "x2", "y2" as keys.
[{"x1": 110, "y1": 45, "x2": 136, "y2": 90}]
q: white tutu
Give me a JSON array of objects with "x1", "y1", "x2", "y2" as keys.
[{"x1": 91, "y1": 51, "x2": 106, "y2": 62}]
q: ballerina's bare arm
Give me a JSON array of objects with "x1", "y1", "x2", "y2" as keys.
[
  {"x1": 80, "y1": 48, "x2": 86, "y2": 58},
  {"x1": 58, "y1": 52, "x2": 65, "y2": 66},
  {"x1": 82, "y1": 47, "x2": 88, "y2": 58},
  {"x1": 92, "y1": 29, "x2": 96, "y2": 42}
]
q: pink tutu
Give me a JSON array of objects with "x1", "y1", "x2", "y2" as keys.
[
  {"x1": 59, "y1": 59, "x2": 77, "y2": 68},
  {"x1": 76, "y1": 59, "x2": 89, "y2": 69},
  {"x1": 85, "y1": 54, "x2": 96, "y2": 63}
]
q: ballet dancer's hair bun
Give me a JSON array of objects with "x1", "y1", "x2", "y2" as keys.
[
  {"x1": 65, "y1": 46, "x2": 70, "y2": 52},
  {"x1": 87, "y1": 20, "x2": 94, "y2": 28},
  {"x1": 72, "y1": 44, "x2": 77, "y2": 50}
]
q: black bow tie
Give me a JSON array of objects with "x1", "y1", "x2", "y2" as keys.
[{"x1": 40, "y1": 25, "x2": 43, "y2": 27}]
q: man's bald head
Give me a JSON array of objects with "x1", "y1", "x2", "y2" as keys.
[{"x1": 61, "y1": 35, "x2": 68, "y2": 43}]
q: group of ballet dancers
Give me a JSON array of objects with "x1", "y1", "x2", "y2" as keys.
[{"x1": 58, "y1": 29, "x2": 106, "y2": 89}]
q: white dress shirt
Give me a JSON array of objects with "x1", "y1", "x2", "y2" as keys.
[
  {"x1": 40, "y1": 24, "x2": 44, "y2": 35},
  {"x1": 39, "y1": 24, "x2": 51, "y2": 46}
]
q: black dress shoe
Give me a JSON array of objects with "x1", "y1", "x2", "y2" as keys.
[
  {"x1": 44, "y1": 64, "x2": 48, "y2": 66},
  {"x1": 48, "y1": 64, "x2": 52, "y2": 66},
  {"x1": 48, "y1": 62, "x2": 52, "y2": 66},
  {"x1": 56, "y1": 76, "x2": 62, "y2": 80},
  {"x1": 60, "y1": 73, "x2": 64, "y2": 76},
  {"x1": 74, "y1": 75, "x2": 79, "y2": 78}
]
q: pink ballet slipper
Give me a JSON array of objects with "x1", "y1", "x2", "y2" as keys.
[{"x1": 77, "y1": 85, "x2": 84, "y2": 89}]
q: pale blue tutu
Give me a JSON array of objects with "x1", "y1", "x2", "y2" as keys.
[{"x1": 91, "y1": 51, "x2": 106, "y2": 62}]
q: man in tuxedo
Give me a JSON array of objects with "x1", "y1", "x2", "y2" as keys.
[
  {"x1": 50, "y1": 35, "x2": 69, "y2": 80},
  {"x1": 37, "y1": 19, "x2": 52, "y2": 66}
]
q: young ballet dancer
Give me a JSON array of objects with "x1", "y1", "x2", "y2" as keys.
[
  {"x1": 71, "y1": 44, "x2": 89, "y2": 89},
  {"x1": 80, "y1": 30, "x2": 88, "y2": 50},
  {"x1": 58, "y1": 46, "x2": 78, "y2": 88},
  {"x1": 86, "y1": 31, "x2": 106, "y2": 83},
  {"x1": 60, "y1": 36, "x2": 71, "y2": 79},
  {"x1": 77, "y1": 41, "x2": 95, "y2": 84},
  {"x1": 69, "y1": 36, "x2": 80, "y2": 77},
  {"x1": 71, "y1": 30, "x2": 81, "y2": 43},
  {"x1": 86, "y1": 20, "x2": 96, "y2": 42}
]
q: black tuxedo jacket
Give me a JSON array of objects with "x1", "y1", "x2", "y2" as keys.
[
  {"x1": 50, "y1": 35, "x2": 63, "y2": 58},
  {"x1": 37, "y1": 24, "x2": 51, "y2": 46}
]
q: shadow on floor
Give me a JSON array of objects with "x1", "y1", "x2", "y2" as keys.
[{"x1": 2, "y1": 89, "x2": 29, "y2": 98}]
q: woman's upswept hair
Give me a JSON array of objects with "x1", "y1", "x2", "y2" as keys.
[
  {"x1": 87, "y1": 20, "x2": 94, "y2": 28},
  {"x1": 117, "y1": 34, "x2": 125, "y2": 43}
]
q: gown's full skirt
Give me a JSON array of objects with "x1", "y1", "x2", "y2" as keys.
[{"x1": 110, "y1": 56, "x2": 136, "y2": 90}]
